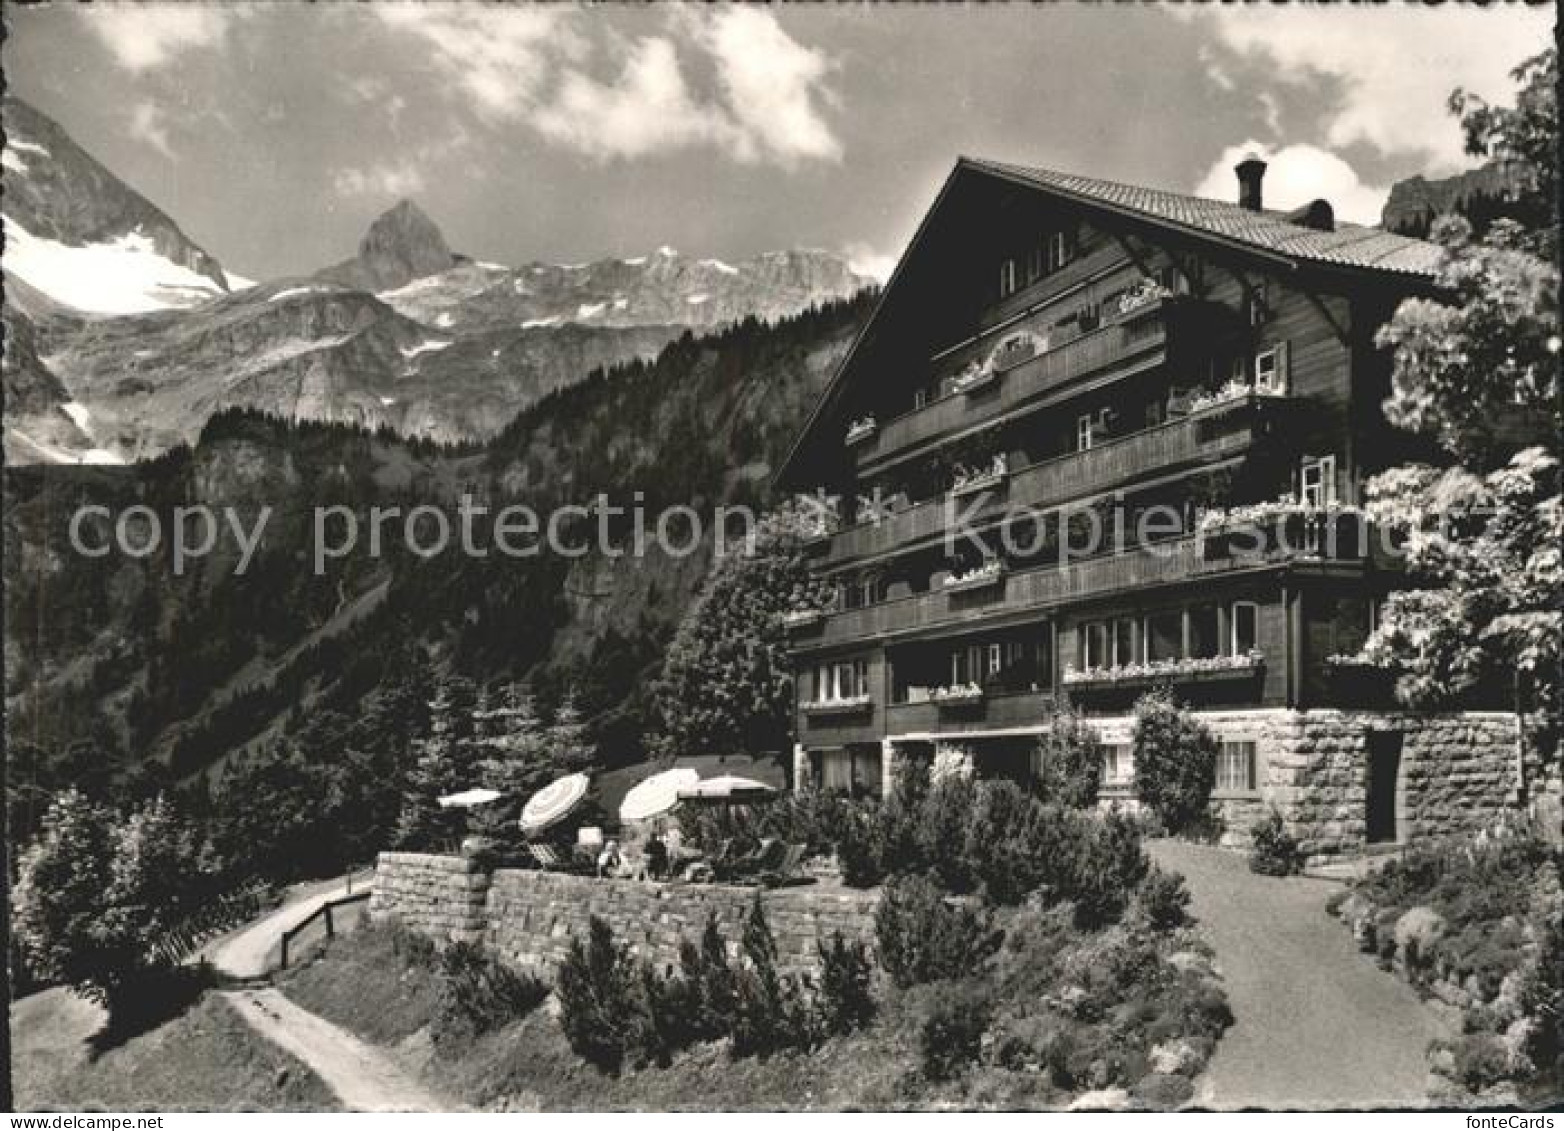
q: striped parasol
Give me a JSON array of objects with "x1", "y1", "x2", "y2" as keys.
[
  {"x1": 619, "y1": 768, "x2": 699, "y2": 822},
  {"x1": 520, "y1": 772, "x2": 591, "y2": 835}
]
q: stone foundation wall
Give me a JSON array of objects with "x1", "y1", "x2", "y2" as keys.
[
  {"x1": 371, "y1": 852, "x2": 877, "y2": 977},
  {"x1": 1075, "y1": 709, "x2": 1523, "y2": 862}
]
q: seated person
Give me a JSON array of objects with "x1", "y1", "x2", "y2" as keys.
[
  {"x1": 645, "y1": 832, "x2": 668, "y2": 879},
  {"x1": 595, "y1": 839, "x2": 622, "y2": 878}
]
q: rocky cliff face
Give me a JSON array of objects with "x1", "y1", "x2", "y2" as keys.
[
  {"x1": 1381, "y1": 161, "x2": 1529, "y2": 236},
  {"x1": 2, "y1": 97, "x2": 236, "y2": 314}
]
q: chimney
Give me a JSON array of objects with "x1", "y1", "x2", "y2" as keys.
[{"x1": 1235, "y1": 154, "x2": 1267, "y2": 211}]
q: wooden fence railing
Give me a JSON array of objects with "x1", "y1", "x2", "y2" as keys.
[
  {"x1": 154, "y1": 882, "x2": 275, "y2": 966},
  {"x1": 279, "y1": 890, "x2": 372, "y2": 970}
]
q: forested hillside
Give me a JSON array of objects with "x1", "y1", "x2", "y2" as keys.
[{"x1": 4, "y1": 291, "x2": 874, "y2": 844}]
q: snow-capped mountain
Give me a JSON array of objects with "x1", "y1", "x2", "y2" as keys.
[
  {"x1": 2, "y1": 97, "x2": 243, "y2": 316},
  {"x1": 377, "y1": 243, "x2": 871, "y2": 335},
  {"x1": 0, "y1": 99, "x2": 875, "y2": 464}
]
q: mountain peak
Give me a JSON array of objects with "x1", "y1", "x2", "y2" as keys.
[{"x1": 317, "y1": 198, "x2": 458, "y2": 292}]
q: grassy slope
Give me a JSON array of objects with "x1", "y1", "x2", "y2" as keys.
[
  {"x1": 278, "y1": 922, "x2": 960, "y2": 1111},
  {"x1": 12, "y1": 987, "x2": 340, "y2": 1112}
]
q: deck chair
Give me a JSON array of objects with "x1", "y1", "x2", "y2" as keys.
[
  {"x1": 760, "y1": 843, "x2": 810, "y2": 888},
  {"x1": 528, "y1": 842, "x2": 563, "y2": 871}
]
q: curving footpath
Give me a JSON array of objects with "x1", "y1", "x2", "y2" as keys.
[
  {"x1": 223, "y1": 988, "x2": 449, "y2": 1112},
  {"x1": 1149, "y1": 840, "x2": 1446, "y2": 1110}
]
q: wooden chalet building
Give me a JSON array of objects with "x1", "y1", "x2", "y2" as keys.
[{"x1": 776, "y1": 156, "x2": 1526, "y2": 860}]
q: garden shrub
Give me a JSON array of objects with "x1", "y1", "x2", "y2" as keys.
[
  {"x1": 875, "y1": 872, "x2": 1000, "y2": 988},
  {"x1": 731, "y1": 895, "x2": 816, "y2": 1057},
  {"x1": 917, "y1": 775, "x2": 981, "y2": 892},
  {"x1": 1131, "y1": 691, "x2": 1217, "y2": 833},
  {"x1": 556, "y1": 916, "x2": 645, "y2": 1073},
  {"x1": 918, "y1": 980, "x2": 994, "y2": 1081},
  {"x1": 815, "y1": 931, "x2": 875, "y2": 1036},
  {"x1": 1068, "y1": 811, "x2": 1152, "y2": 929},
  {"x1": 431, "y1": 940, "x2": 548, "y2": 1049},
  {"x1": 1033, "y1": 703, "x2": 1103, "y2": 809},
  {"x1": 1130, "y1": 865, "x2": 1192, "y2": 933},
  {"x1": 1248, "y1": 809, "x2": 1303, "y2": 876},
  {"x1": 672, "y1": 915, "x2": 741, "y2": 1045}
]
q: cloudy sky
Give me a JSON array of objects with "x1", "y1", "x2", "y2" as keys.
[{"x1": 4, "y1": 3, "x2": 1552, "y2": 282}]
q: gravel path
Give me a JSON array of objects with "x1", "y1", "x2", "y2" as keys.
[
  {"x1": 206, "y1": 876, "x2": 369, "y2": 979},
  {"x1": 223, "y1": 988, "x2": 449, "y2": 1112},
  {"x1": 1149, "y1": 840, "x2": 1446, "y2": 1110}
]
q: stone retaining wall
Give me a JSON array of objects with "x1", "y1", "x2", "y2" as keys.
[{"x1": 370, "y1": 852, "x2": 878, "y2": 977}]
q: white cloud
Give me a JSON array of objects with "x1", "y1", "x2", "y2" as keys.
[
  {"x1": 375, "y1": 6, "x2": 568, "y2": 122},
  {"x1": 80, "y1": 4, "x2": 244, "y2": 72},
  {"x1": 533, "y1": 37, "x2": 723, "y2": 160},
  {"x1": 1193, "y1": 140, "x2": 1390, "y2": 226},
  {"x1": 685, "y1": 7, "x2": 842, "y2": 166},
  {"x1": 128, "y1": 102, "x2": 174, "y2": 160},
  {"x1": 332, "y1": 160, "x2": 427, "y2": 200},
  {"x1": 1195, "y1": 7, "x2": 1553, "y2": 170},
  {"x1": 374, "y1": 7, "x2": 841, "y2": 168}
]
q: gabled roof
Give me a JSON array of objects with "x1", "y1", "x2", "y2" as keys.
[
  {"x1": 775, "y1": 156, "x2": 1443, "y2": 490},
  {"x1": 966, "y1": 157, "x2": 1442, "y2": 278}
]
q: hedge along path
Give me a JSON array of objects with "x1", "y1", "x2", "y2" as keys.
[
  {"x1": 1149, "y1": 840, "x2": 1446, "y2": 1110},
  {"x1": 223, "y1": 988, "x2": 453, "y2": 1112}
]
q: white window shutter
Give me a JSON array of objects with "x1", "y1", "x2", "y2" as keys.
[{"x1": 1275, "y1": 339, "x2": 1291, "y2": 394}]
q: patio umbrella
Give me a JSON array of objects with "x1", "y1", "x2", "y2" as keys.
[
  {"x1": 520, "y1": 772, "x2": 591, "y2": 835},
  {"x1": 677, "y1": 775, "x2": 778, "y2": 803},
  {"x1": 619, "y1": 768, "x2": 699, "y2": 822},
  {"x1": 437, "y1": 787, "x2": 503, "y2": 809}
]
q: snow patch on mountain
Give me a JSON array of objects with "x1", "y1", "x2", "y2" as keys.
[
  {"x1": 3, "y1": 216, "x2": 227, "y2": 314},
  {"x1": 399, "y1": 338, "x2": 452, "y2": 359}
]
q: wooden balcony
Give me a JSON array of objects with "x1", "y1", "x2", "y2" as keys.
[
  {"x1": 856, "y1": 302, "x2": 1173, "y2": 472},
  {"x1": 819, "y1": 395, "x2": 1276, "y2": 568},
  {"x1": 885, "y1": 689, "x2": 1063, "y2": 736},
  {"x1": 797, "y1": 530, "x2": 1371, "y2": 652}
]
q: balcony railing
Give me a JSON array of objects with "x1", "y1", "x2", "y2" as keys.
[
  {"x1": 859, "y1": 302, "x2": 1173, "y2": 471},
  {"x1": 818, "y1": 395, "x2": 1275, "y2": 567},
  {"x1": 798, "y1": 529, "x2": 1370, "y2": 651},
  {"x1": 885, "y1": 689, "x2": 1062, "y2": 735}
]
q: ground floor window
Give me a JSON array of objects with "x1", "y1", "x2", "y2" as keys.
[
  {"x1": 1101, "y1": 743, "x2": 1134, "y2": 788},
  {"x1": 1216, "y1": 740, "x2": 1257, "y2": 792}
]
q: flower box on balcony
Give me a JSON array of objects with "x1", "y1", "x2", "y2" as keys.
[
  {"x1": 930, "y1": 683, "x2": 985, "y2": 708},
  {"x1": 1116, "y1": 280, "x2": 1174, "y2": 321},
  {"x1": 845, "y1": 416, "x2": 878, "y2": 445},
  {"x1": 1062, "y1": 650, "x2": 1265, "y2": 688},
  {"x1": 783, "y1": 607, "x2": 827, "y2": 631},
  {"x1": 949, "y1": 455, "x2": 1009, "y2": 497},
  {"x1": 953, "y1": 365, "x2": 1001, "y2": 395},
  {"x1": 803, "y1": 694, "x2": 872, "y2": 716},
  {"x1": 1197, "y1": 497, "x2": 1366, "y2": 535},
  {"x1": 942, "y1": 560, "x2": 1006, "y2": 593},
  {"x1": 992, "y1": 332, "x2": 1041, "y2": 372}
]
